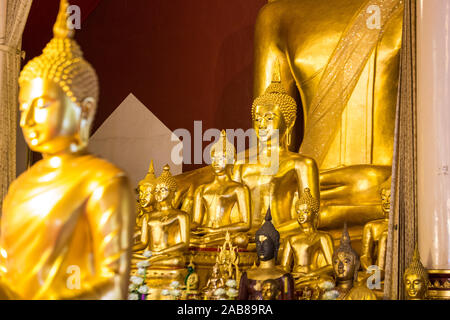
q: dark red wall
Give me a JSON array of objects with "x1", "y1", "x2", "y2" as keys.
[{"x1": 22, "y1": 0, "x2": 267, "y2": 171}]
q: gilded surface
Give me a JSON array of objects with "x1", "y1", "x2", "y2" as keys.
[{"x1": 0, "y1": 0, "x2": 134, "y2": 299}]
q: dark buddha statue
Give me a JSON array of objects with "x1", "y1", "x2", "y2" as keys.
[{"x1": 238, "y1": 209, "x2": 294, "y2": 300}]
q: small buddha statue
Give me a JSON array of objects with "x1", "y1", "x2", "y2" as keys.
[
  {"x1": 174, "y1": 64, "x2": 320, "y2": 237},
  {"x1": 0, "y1": 0, "x2": 135, "y2": 300},
  {"x1": 184, "y1": 257, "x2": 200, "y2": 300},
  {"x1": 238, "y1": 209, "x2": 294, "y2": 300},
  {"x1": 133, "y1": 160, "x2": 157, "y2": 250},
  {"x1": 202, "y1": 262, "x2": 226, "y2": 300},
  {"x1": 189, "y1": 130, "x2": 252, "y2": 248},
  {"x1": 360, "y1": 188, "x2": 391, "y2": 277},
  {"x1": 404, "y1": 246, "x2": 429, "y2": 300},
  {"x1": 261, "y1": 279, "x2": 281, "y2": 300},
  {"x1": 131, "y1": 165, "x2": 189, "y2": 268},
  {"x1": 332, "y1": 223, "x2": 377, "y2": 300},
  {"x1": 281, "y1": 188, "x2": 334, "y2": 291}
]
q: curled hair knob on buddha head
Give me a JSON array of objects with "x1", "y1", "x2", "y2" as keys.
[
  {"x1": 19, "y1": 0, "x2": 99, "y2": 106},
  {"x1": 251, "y1": 59, "x2": 297, "y2": 129},
  {"x1": 156, "y1": 164, "x2": 177, "y2": 192}
]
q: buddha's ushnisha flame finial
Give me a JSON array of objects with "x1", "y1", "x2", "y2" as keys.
[
  {"x1": 19, "y1": 0, "x2": 99, "y2": 105},
  {"x1": 53, "y1": 0, "x2": 75, "y2": 39},
  {"x1": 138, "y1": 160, "x2": 156, "y2": 186},
  {"x1": 210, "y1": 130, "x2": 236, "y2": 163}
]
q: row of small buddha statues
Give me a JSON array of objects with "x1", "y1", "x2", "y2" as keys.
[{"x1": 131, "y1": 145, "x2": 428, "y2": 300}]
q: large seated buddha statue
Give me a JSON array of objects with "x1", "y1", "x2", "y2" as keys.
[
  {"x1": 189, "y1": 130, "x2": 251, "y2": 248},
  {"x1": 176, "y1": 68, "x2": 320, "y2": 238},
  {"x1": 253, "y1": 0, "x2": 403, "y2": 233},
  {"x1": 174, "y1": 0, "x2": 403, "y2": 246},
  {"x1": 0, "y1": 0, "x2": 135, "y2": 299}
]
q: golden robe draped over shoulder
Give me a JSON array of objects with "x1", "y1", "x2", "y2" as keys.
[{"x1": 0, "y1": 154, "x2": 134, "y2": 300}]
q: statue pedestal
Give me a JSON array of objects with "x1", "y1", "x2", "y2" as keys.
[
  {"x1": 131, "y1": 268, "x2": 186, "y2": 300},
  {"x1": 187, "y1": 247, "x2": 257, "y2": 289}
]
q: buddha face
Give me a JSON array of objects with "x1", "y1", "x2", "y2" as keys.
[
  {"x1": 139, "y1": 183, "x2": 155, "y2": 208},
  {"x1": 154, "y1": 183, "x2": 171, "y2": 203},
  {"x1": 381, "y1": 189, "x2": 391, "y2": 218},
  {"x1": 19, "y1": 78, "x2": 93, "y2": 154},
  {"x1": 253, "y1": 104, "x2": 285, "y2": 143},
  {"x1": 211, "y1": 151, "x2": 227, "y2": 174},
  {"x1": 405, "y1": 274, "x2": 427, "y2": 300},
  {"x1": 333, "y1": 252, "x2": 356, "y2": 281},
  {"x1": 256, "y1": 235, "x2": 276, "y2": 261},
  {"x1": 296, "y1": 203, "x2": 314, "y2": 226},
  {"x1": 261, "y1": 281, "x2": 279, "y2": 300}
]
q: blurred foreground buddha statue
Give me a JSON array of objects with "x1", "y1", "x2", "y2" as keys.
[
  {"x1": 281, "y1": 188, "x2": 334, "y2": 291},
  {"x1": 175, "y1": 63, "x2": 320, "y2": 238},
  {"x1": 0, "y1": 0, "x2": 135, "y2": 299},
  {"x1": 360, "y1": 188, "x2": 391, "y2": 276},
  {"x1": 254, "y1": 0, "x2": 403, "y2": 231},
  {"x1": 238, "y1": 209, "x2": 294, "y2": 300},
  {"x1": 332, "y1": 223, "x2": 376, "y2": 300},
  {"x1": 404, "y1": 246, "x2": 429, "y2": 300},
  {"x1": 133, "y1": 160, "x2": 156, "y2": 251},
  {"x1": 189, "y1": 130, "x2": 251, "y2": 248}
]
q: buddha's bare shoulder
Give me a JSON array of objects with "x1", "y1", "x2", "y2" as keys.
[{"x1": 280, "y1": 151, "x2": 317, "y2": 167}]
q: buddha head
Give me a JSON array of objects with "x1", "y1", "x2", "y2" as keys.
[
  {"x1": 295, "y1": 188, "x2": 320, "y2": 229},
  {"x1": 404, "y1": 246, "x2": 428, "y2": 300},
  {"x1": 255, "y1": 208, "x2": 280, "y2": 261},
  {"x1": 154, "y1": 165, "x2": 177, "y2": 205},
  {"x1": 333, "y1": 223, "x2": 360, "y2": 282},
  {"x1": 138, "y1": 160, "x2": 157, "y2": 208},
  {"x1": 381, "y1": 188, "x2": 391, "y2": 218},
  {"x1": 251, "y1": 62, "x2": 297, "y2": 148},
  {"x1": 19, "y1": 0, "x2": 99, "y2": 155},
  {"x1": 210, "y1": 130, "x2": 236, "y2": 175},
  {"x1": 261, "y1": 279, "x2": 281, "y2": 300}
]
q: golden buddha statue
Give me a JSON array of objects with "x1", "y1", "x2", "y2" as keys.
[
  {"x1": 360, "y1": 188, "x2": 391, "y2": 275},
  {"x1": 184, "y1": 257, "x2": 200, "y2": 300},
  {"x1": 189, "y1": 130, "x2": 251, "y2": 248},
  {"x1": 202, "y1": 262, "x2": 225, "y2": 300},
  {"x1": 0, "y1": 0, "x2": 135, "y2": 299},
  {"x1": 132, "y1": 165, "x2": 189, "y2": 268},
  {"x1": 133, "y1": 160, "x2": 157, "y2": 250},
  {"x1": 132, "y1": 165, "x2": 190, "y2": 300},
  {"x1": 238, "y1": 210, "x2": 294, "y2": 300},
  {"x1": 332, "y1": 223, "x2": 377, "y2": 300},
  {"x1": 254, "y1": 0, "x2": 403, "y2": 231},
  {"x1": 281, "y1": 188, "x2": 334, "y2": 290},
  {"x1": 404, "y1": 246, "x2": 429, "y2": 300},
  {"x1": 175, "y1": 66, "x2": 320, "y2": 237}
]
